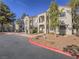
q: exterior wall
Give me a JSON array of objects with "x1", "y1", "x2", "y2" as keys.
[
  {"x1": 37, "y1": 12, "x2": 48, "y2": 34},
  {"x1": 58, "y1": 6, "x2": 72, "y2": 35},
  {"x1": 23, "y1": 6, "x2": 73, "y2": 35},
  {"x1": 23, "y1": 16, "x2": 30, "y2": 34},
  {"x1": 3, "y1": 23, "x2": 13, "y2": 32},
  {"x1": 23, "y1": 16, "x2": 38, "y2": 34},
  {"x1": 32, "y1": 16, "x2": 38, "y2": 27},
  {"x1": 19, "y1": 20, "x2": 24, "y2": 32},
  {"x1": 37, "y1": 6, "x2": 72, "y2": 35},
  {"x1": 15, "y1": 23, "x2": 20, "y2": 32},
  {"x1": 0, "y1": 22, "x2": 14, "y2": 32}
]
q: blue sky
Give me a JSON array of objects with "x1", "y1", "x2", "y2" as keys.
[{"x1": 3, "y1": 0, "x2": 69, "y2": 18}]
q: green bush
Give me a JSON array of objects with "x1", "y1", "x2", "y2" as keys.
[
  {"x1": 32, "y1": 38, "x2": 36, "y2": 40},
  {"x1": 63, "y1": 45, "x2": 79, "y2": 56},
  {"x1": 32, "y1": 27, "x2": 37, "y2": 34}
]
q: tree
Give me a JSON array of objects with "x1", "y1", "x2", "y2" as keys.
[
  {"x1": 48, "y1": 0, "x2": 59, "y2": 33},
  {"x1": 0, "y1": 1, "x2": 16, "y2": 32},
  {"x1": 16, "y1": 19, "x2": 20, "y2": 24},
  {"x1": 21, "y1": 13, "x2": 26, "y2": 19},
  {"x1": 69, "y1": 0, "x2": 79, "y2": 35}
]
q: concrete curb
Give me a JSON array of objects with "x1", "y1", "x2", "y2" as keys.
[
  {"x1": 29, "y1": 37, "x2": 72, "y2": 57},
  {"x1": 4, "y1": 32, "x2": 26, "y2": 37}
]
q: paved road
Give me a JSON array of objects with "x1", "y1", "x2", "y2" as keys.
[{"x1": 0, "y1": 34, "x2": 74, "y2": 59}]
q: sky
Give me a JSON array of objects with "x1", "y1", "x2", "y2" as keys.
[{"x1": 3, "y1": 0, "x2": 69, "y2": 18}]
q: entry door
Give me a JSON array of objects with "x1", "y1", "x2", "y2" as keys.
[{"x1": 59, "y1": 25, "x2": 66, "y2": 35}]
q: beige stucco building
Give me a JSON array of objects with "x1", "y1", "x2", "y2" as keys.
[
  {"x1": 23, "y1": 6, "x2": 73, "y2": 35},
  {"x1": 23, "y1": 16, "x2": 38, "y2": 34}
]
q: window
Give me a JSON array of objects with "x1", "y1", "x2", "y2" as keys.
[
  {"x1": 39, "y1": 16, "x2": 44, "y2": 23},
  {"x1": 76, "y1": 8, "x2": 79, "y2": 15},
  {"x1": 59, "y1": 20, "x2": 65, "y2": 25},
  {"x1": 60, "y1": 12, "x2": 66, "y2": 17},
  {"x1": 67, "y1": 10, "x2": 71, "y2": 14}
]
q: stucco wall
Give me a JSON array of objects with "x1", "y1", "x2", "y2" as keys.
[{"x1": 58, "y1": 6, "x2": 72, "y2": 35}]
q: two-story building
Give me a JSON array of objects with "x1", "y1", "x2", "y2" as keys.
[
  {"x1": 23, "y1": 16, "x2": 38, "y2": 34},
  {"x1": 37, "y1": 6, "x2": 72, "y2": 35},
  {"x1": 23, "y1": 6, "x2": 73, "y2": 35}
]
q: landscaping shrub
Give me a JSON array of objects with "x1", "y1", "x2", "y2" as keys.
[
  {"x1": 63, "y1": 45, "x2": 79, "y2": 57},
  {"x1": 32, "y1": 27, "x2": 37, "y2": 34},
  {"x1": 32, "y1": 38, "x2": 36, "y2": 40}
]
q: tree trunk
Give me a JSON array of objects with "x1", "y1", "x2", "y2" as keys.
[
  {"x1": 76, "y1": 28, "x2": 79, "y2": 36},
  {"x1": 72, "y1": 28, "x2": 74, "y2": 34},
  {"x1": 54, "y1": 27, "x2": 56, "y2": 34},
  {"x1": 1, "y1": 23, "x2": 4, "y2": 32},
  {"x1": 12, "y1": 22, "x2": 15, "y2": 32}
]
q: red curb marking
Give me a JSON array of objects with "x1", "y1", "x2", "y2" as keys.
[{"x1": 29, "y1": 38, "x2": 72, "y2": 57}]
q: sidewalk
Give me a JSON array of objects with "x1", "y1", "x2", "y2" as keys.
[
  {"x1": 0, "y1": 32, "x2": 26, "y2": 37},
  {"x1": 27, "y1": 33, "x2": 44, "y2": 38},
  {"x1": 0, "y1": 32, "x2": 44, "y2": 37}
]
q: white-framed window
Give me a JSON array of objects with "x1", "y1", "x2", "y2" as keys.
[
  {"x1": 76, "y1": 8, "x2": 79, "y2": 15},
  {"x1": 59, "y1": 12, "x2": 66, "y2": 17}
]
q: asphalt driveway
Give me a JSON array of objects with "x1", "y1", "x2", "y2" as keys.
[{"x1": 0, "y1": 34, "x2": 74, "y2": 59}]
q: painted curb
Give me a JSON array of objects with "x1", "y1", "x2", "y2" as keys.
[{"x1": 29, "y1": 37, "x2": 72, "y2": 57}]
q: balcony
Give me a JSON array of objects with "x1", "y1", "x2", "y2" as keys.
[{"x1": 39, "y1": 16, "x2": 45, "y2": 23}]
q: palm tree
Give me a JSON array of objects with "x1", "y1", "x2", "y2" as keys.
[
  {"x1": 69, "y1": 0, "x2": 79, "y2": 35},
  {"x1": 48, "y1": 0, "x2": 59, "y2": 33},
  {"x1": 0, "y1": 1, "x2": 16, "y2": 32}
]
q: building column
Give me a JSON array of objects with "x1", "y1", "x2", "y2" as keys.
[
  {"x1": 37, "y1": 17, "x2": 40, "y2": 33},
  {"x1": 56, "y1": 27, "x2": 59, "y2": 34},
  {"x1": 66, "y1": 25, "x2": 72, "y2": 35},
  {"x1": 28, "y1": 20, "x2": 30, "y2": 34},
  {"x1": 24, "y1": 25, "x2": 27, "y2": 34},
  {"x1": 24, "y1": 17, "x2": 30, "y2": 34},
  {"x1": 44, "y1": 14, "x2": 47, "y2": 34}
]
